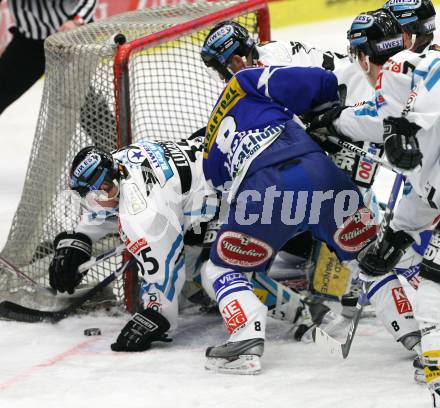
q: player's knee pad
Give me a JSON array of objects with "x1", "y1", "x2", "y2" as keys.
[
  {"x1": 367, "y1": 272, "x2": 419, "y2": 345},
  {"x1": 420, "y1": 229, "x2": 440, "y2": 283}
]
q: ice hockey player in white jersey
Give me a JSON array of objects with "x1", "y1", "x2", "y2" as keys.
[
  {"x1": 309, "y1": 7, "x2": 440, "y2": 404},
  {"x1": 201, "y1": 19, "x2": 422, "y2": 362},
  {"x1": 49, "y1": 136, "x2": 218, "y2": 351},
  {"x1": 384, "y1": 0, "x2": 437, "y2": 53}
]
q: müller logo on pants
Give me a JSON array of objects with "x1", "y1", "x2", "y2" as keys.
[
  {"x1": 217, "y1": 231, "x2": 273, "y2": 267},
  {"x1": 333, "y1": 207, "x2": 378, "y2": 252}
]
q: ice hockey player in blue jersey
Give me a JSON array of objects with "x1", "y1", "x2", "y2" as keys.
[{"x1": 201, "y1": 63, "x2": 381, "y2": 374}]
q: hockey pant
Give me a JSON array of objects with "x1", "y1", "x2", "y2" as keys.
[
  {"x1": 365, "y1": 272, "x2": 420, "y2": 350},
  {"x1": 207, "y1": 154, "x2": 375, "y2": 342},
  {"x1": 347, "y1": 241, "x2": 425, "y2": 350},
  {"x1": 139, "y1": 277, "x2": 186, "y2": 330},
  {"x1": 362, "y1": 188, "x2": 440, "y2": 367}
]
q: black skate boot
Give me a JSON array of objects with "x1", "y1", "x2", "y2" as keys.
[{"x1": 205, "y1": 338, "x2": 264, "y2": 375}]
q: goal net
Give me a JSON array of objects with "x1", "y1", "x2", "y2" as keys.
[{"x1": 0, "y1": 0, "x2": 270, "y2": 312}]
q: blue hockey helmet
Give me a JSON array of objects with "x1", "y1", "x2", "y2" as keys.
[
  {"x1": 70, "y1": 146, "x2": 118, "y2": 197},
  {"x1": 201, "y1": 21, "x2": 256, "y2": 81},
  {"x1": 347, "y1": 8, "x2": 405, "y2": 65},
  {"x1": 384, "y1": 0, "x2": 436, "y2": 35}
]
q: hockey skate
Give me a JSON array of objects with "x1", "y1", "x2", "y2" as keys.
[{"x1": 205, "y1": 338, "x2": 264, "y2": 375}]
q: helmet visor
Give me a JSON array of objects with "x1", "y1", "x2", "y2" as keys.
[
  {"x1": 347, "y1": 34, "x2": 368, "y2": 62},
  {"x1": 203, "y1": 57, "x2": 233, "y2": 82},
  {"x1": 70, "y1": 167, "x2": 110, "y2": 197}
]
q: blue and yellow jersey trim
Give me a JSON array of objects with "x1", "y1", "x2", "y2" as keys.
[{"x1": 204, "y1": 76, "x2": 246, "y2": 159}]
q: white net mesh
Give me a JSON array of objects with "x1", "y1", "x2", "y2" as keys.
[{"x1": 0, "y1": 0, "x2": 267, "y2": 310}]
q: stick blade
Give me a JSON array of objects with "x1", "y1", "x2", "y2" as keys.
[
  {"x1": 313, "y1": 327, "x2": 346, "y2": 359},
  {"x1": 0, "y1": 301, "x2": 62, "y2": 323}
]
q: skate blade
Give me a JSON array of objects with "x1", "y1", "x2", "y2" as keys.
[{"x1": 205, "y1": 355, "x2": 261, "y2": 375}]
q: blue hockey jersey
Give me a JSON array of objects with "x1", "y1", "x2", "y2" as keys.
[{"x1": 203, "y1": 65, "x2": 340, "y2": 194}]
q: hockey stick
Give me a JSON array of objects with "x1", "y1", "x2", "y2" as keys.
[
  {"x1": 78, "y1": 244, "x2": 125, "y2": 274},
  {"x1": 0, "y1": 258, "x2": 133, "y2": 323},
  {"x1": 326, "y1": 135, "x2": 395, "y2": 172},
  {"x1": 0, "y1": 243, "x2": 125, "y2": 295},
  {"x1": 313, "y1": 173, "x2": 405, "y2": 358},
  {"x1": 0, "y1": 256, "x2": 56, "y2": 296},
  {"x1": 0, "y1": 244, "x2": 128, "y2": 323}
]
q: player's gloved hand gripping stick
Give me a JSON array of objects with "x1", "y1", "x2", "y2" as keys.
[{"x1": 0, "y1": 244, "x2": 129, "y2": 323}]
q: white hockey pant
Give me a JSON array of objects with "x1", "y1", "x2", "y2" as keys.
[
  {"x1": 202, "y1": 260, "x2": 267, "y2": 342},
  {"x1": 366, "y1": 272, "x2": 420, "y2": 349}
]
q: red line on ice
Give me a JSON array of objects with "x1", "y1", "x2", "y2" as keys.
[{"x1": 0, "y1": 337, "x2": 99, "y2": 391}]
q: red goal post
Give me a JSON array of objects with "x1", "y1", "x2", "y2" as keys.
[{"x1": 113, "y1": 0, "x2": 270, "y2": 313}]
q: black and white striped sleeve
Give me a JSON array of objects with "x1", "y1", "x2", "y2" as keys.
[
  {"x1": 69, "y1": 0, "x2": 97, "y2": 23},
  {"x1": 7, "y1": 0, "x2": 98, "y2": 39}
]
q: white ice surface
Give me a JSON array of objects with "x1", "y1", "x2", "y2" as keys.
[{"x1": 1, "y1": 15, "x2": 439, "y2": 408}]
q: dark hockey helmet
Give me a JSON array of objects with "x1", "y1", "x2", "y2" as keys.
[
  {"x1": 201, "y1": 21, "x2": 257, "y2": 81},
  {"x1": 70, "y1": 146, "x2": 118, "y2": 197},
  {"x1": 384, "y1": 0, "x2": 436, "y2": 35},
  {"x1": 347, "y1": 8, "x2": 404, "y2": 65}
]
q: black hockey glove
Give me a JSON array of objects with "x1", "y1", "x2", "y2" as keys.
[
  {"x1": 111, "y1": 308, "x2": 172, "y2": 352},
  {"x1": 307, "y1": 105, "x2": 347, "y2": 134},
  {"x1": 357, "y1": 226, "x2": 414, "y2": 277},
  {"x1": 293, "y1": 297, "x2": 331, "y2": 342},
  {"x1": 49, "y1": 232, "x2": 92, "y2": 294},
  {"x1": 383, "y1": 116, "x2": 423, "y2": 171}
]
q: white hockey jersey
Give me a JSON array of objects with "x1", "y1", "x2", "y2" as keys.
[
  {"x1": 75, "y1": 137, "x2": 218, "y2": 325},
  {"x1": 256, "y1": 40, "x2": 373, "y2": 104},
  {"x1": 334, "y1": 48, "x2": 440, "y2": 236}
]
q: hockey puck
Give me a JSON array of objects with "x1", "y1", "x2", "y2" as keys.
[{"x1": 84, "y1": 328, "x2": 101, "y2": 336}]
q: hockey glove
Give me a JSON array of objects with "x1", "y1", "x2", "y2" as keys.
[
  {"x1": 293, "y1": 297, "x2": 331, "y2": 343},
  {"x1": 357, "y1": 226, "x2": 414, "y2": 277},
  {"x1": 49, "y1": 232, "x2": 92, "y2": 294},
  {"x1": 111, "y1": 308, "x2": 172, "y2": 352},
  {"x1": 306, "y1": 105, "x2": 347, "y2": 134},
  {"x1": 383, "y1": 116, "x2": 422, "y2": 171}
]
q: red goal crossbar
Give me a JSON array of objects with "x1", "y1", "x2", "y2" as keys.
[{"x1": 114, "y1": 0, "x2": 270, "y2": 147}]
